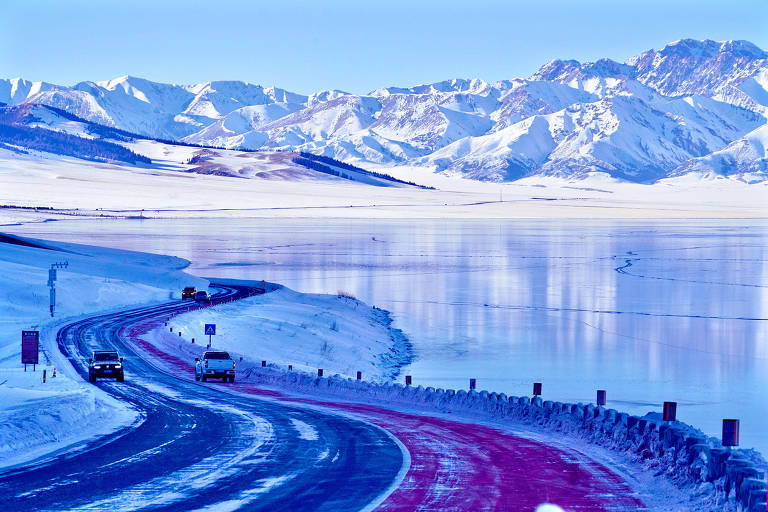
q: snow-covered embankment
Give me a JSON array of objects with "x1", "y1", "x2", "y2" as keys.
[{"x1": 148, "y1": 281, "x2": 413, "y2": 381}]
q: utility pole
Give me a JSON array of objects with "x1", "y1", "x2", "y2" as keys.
[{"x1": 48, "y1": 262, "x2": 69, "y2": 317}]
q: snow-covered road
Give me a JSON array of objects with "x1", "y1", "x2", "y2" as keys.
[
  {"x1": 0, "y1": 283, "x2": 648, "y2": 510},
  {"x1": 0, "y1": 285, "x2": 404, "y2": 511}
]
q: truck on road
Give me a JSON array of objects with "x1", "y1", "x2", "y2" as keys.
[{"x1": 195, "y1": 351, "x2": 235, "y2": 382}]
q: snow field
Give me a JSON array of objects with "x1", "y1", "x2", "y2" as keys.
[{"x1": 1, "y1": 149, "x2": 767, "y2": 220}]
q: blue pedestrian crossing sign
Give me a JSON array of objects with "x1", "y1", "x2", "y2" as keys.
[{"x1": 205, "y1": 324, "x2": 216, "y2": 335}]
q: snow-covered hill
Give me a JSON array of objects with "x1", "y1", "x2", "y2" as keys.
[
  {"x1": 3, "y1": 38, "x2": 768, "y2": 183},
  {"x1": 0, "y1": 103, "x2": 422, "y2": 187}
]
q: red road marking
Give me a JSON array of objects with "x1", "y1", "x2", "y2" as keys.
[{"x1": 123, "y1": 318, "x2": 646, "y2": 511}]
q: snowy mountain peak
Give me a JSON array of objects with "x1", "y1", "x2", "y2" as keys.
[
  {"x1": 532, "y1": 58, "x2": 637, "y2": 84},
  {"x1": 370, "y1": 78, "x2": 491, "y2": 97},
  {"x1": 95, "y1": 75, "x2": 139, "y2": 89},
  {"x1": 627, "y1": 38, "x2": 768, "y2": 100},
  {"x1": 656, "y1": 39, "x2": 768, "y2": 60},
  {"x1": 308, "y1": 89, "x2": 350, "y2": 106},
  {"x1": 0, "y1": 78, "x2": 60, "y2": 106},
  {"x1": 529, "y1": 59, "x2": 582, "y2": 82}
]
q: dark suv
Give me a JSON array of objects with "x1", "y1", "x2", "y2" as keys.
[
  {"x1": 194, "y1": 290, "x2": 211, "y2": 303},
  {"x1": 182, "y1": 286, "x2": 197, "y2": 300},
  {"x1": 89, "y1": 350, "x2": 124, "y2": 382}
]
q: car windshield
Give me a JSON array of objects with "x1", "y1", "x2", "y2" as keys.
[
  {"x1": 205, "y1": 352, "x2": 230, "y2": 360},
  {"x1": 94, "y1": 352, "x2": 119, "y2": 361},
  {"x1": 195, "y1": 291, "x2": 207, "y2": 296}
]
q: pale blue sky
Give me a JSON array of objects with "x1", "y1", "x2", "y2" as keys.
[{"x1": 2, "y1": 0, "x2": 766, "y2": 94}]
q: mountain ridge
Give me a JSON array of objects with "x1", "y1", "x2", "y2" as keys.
[{"x1": 2, "y1": 38, "x2": 767, "y2": 183}]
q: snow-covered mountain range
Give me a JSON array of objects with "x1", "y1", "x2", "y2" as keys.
[{"x1": 2, "y1": 39, "x2": 767, "y2": 183}]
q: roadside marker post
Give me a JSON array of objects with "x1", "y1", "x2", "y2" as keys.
[
  {"x1": 318, "y1": 369, "x2": 324, "y2": 377},
  {"x1": 178, "y1": 331, "x2": 182, "y2": 337},
  {"x1": 596, "y1": 390, "x2": 606, "y2": 406},
  {"x1": 357, "y1": 371, "x2": 362, "y2": 380},
  {"x1": 261, "y1": 360, "x2": 266, "y2": 367},
  {"x1": 722, "y1": 419, "x2": 740, "y2": 447},
  {"x1": 191, "y1": 338, "x2": 195, "y2": 344},
  {"x1": 204, "y1": 324, "x2": 216, "y2": 346},
  {"x1": 405, "y1": 375, "x2": 412, "y2": 386},
  {"x1": 663, "y1": 402, "x2": 677, "y2": 422},
  {"x1": 288, "y1": 365, "x2": 293, "y2": 371},
  {"x1": 533, "y1": 382, "x2": 542, "y2": 396},
  {"x1": 42, "y1": 369, "x2": 46, "y2": 383},
  {"x1": 470, "y1": 378, "x2": 477, "y2": 390}
]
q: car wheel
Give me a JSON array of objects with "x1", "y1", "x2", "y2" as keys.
[
  {"x1": 117, "y1": 374, "x2": 124, "y2": 382},
  {"x1": 89, "y1": 374, "x2": 95, "y2": 382},
  {"x1": 201, "y1": 375, "x2": 207, "y2": 382},
  {"x1": 230, "y1": 377, "x2": 235, "y2": 383},
  {"x1": 195, "y1": 374, "x2": 200, "y2": 381}
]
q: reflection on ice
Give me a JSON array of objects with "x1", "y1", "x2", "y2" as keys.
[{"x1": 10, "y1": 219, "x2": 768, "y2": 454}]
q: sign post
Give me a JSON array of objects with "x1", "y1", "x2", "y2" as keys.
[
  {"x1": 204, "y1": 324, "x2": 216, "y2": 347},
  {"x1": 47, "y1": 262, "x2": 68, "y2": 317},
  {"x1": 22, "y1": 330, "x2": 39, "y2": 371}
]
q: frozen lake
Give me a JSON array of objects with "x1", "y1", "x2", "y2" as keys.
[{"x1": 7, "y1": 218, "x2": 768, "y2": 454}]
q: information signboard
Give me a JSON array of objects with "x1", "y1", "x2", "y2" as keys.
[{"x1": 22, "y1": 330, "x2": 39, "y2": 365}]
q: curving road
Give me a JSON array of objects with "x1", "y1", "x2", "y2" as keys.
[
  {"x1": 0, "y1": 286, "x2": 404, "y2": 511},
  {"x1": 1, "y1": 284, "x2": 647, "y2": 511}
]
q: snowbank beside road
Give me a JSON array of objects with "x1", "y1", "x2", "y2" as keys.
[
  {"x1": 0, "y1": 367, "x2": 138, "y2": 470},
  {"x1": 150, "y1": 284, "x2": 412, "y2": 381},
  {"x1": 0, "y1": 233, "x2": 200, "y2": 470}
]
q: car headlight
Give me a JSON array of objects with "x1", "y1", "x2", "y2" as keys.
[
  {"x1": 94, "y1": 365, "x2": 101, "y2": 369},
  {"x1": 115, "y1": 364, "x2": 122, "y2": 368}
]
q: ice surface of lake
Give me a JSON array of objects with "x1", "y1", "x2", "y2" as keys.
[{"x1": 7, "y1": 219, "x2": 768, "y2": 454}]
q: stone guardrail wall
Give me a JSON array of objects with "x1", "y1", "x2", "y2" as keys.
[{"x1": 241, "y1": 366, "x2": 768, "y2": 512}]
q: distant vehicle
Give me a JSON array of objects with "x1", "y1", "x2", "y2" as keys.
[
  {"x1": 89, "y1": 350, "x2": 124, "y2": 382},
  {"x1": 194, "y1": 290, "x2": 211, "y2": 303},
  {"x1": 195, "y1": 351, "x2": 235, "y2": 382},
  {"x1": 182, "y1": 286, "x2": 197, "y2": 300}
]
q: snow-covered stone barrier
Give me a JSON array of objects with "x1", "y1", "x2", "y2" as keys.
[{"x1": 240, "y1": 365, "x2": 768, "y2": 512}]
